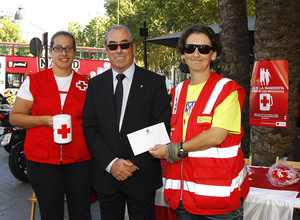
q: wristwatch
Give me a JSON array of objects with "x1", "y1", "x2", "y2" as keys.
[{"x1": 178, "y1": 142, "x2": 188, "y2": 158}]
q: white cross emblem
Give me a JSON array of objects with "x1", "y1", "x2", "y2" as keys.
[{"x1": 76, "y1": 80, "x2": 88, "y2": 91}]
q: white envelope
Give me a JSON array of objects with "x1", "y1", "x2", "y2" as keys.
[{"x1": 127, "y1": 122, "x2": 170, "y2": 156}]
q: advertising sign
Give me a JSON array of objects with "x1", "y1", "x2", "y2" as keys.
[{"x1": 249, "y1": 60, "x2": 289, "y2": 127}]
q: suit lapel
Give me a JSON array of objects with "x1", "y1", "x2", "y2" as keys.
[{"x1": 101, "y1": 70, "x2": 117, "y2": 127}]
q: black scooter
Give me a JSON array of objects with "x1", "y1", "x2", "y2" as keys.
[
  {"x1": 0, "y1": 103, "x2": 28, "y2": 182},
  {"x1": 0, "y1": 111, "x2": 26, "y2": 154},
  {"x1": 0, "y1": 93, "x2": 28, "y2": 182},
  {"x1": 9, "y1": 138, "x2": 28, "y2": 183},
  {"x1": 6, "y1": 118, "x2": 28, "y2": 182}
]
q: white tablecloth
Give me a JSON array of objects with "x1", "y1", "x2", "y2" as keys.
[{"x1": 244, "y1": 187, "x2": 299, "y2": 220}]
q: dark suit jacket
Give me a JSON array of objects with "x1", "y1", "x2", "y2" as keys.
[{"x1": 83, "y1": 64, "x2": 171, "y2": 194}]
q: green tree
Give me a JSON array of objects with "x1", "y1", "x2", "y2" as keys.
[
  {"x1": 68, "y1": 22, "x2": 85, "y2": 46},
  {"x1": 246, "y1": 0, "x2": 256, "y2": 17},
  {"x1": 102, "y1": 0, "x2": 220, "y2": 77},
  {"x1": 68, "y1": 16, "x2": 110, "y2": 48},
  {"x1": 68, "y1": 0, "x2": 255, "y2": 78},
  {"x1": 83, "y1": 16, "x2": 110, "y2": 48},
  {"x1": 0, "y1": 17, "x2": 24, "y2": 42}
]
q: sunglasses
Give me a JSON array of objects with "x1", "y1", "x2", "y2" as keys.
[
  {"x1": 106, "y1": 42, "x2": 132, "y2": 51},
  {"x1": 183, "y1": 44, "x2": 213, "y2": 54}
]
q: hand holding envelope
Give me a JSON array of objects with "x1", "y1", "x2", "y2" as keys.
[
  {"x1": 150, "y1": 143, "x2": 183, "y2": 163},
  {"x1": 127, "y1": 122, "x2": 170, "y2": 156}
]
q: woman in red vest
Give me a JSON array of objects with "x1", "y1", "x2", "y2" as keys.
[
  {"x1": 10, "y1": 31, "x2": 92, "y2": 220},
  {"x1": 150, "y1": 24, "x2": 249, "y2": 219}
]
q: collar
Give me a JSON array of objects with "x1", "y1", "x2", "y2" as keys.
[{"x1": 112, "y1": 63, "x2": 135, "y2": 81}]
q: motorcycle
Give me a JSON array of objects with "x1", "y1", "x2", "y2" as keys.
[
  {"x1": 0, "y1": 110, "x2": 11, "y2": 152},
  {"x1": 0, "y1": 93, "x2": 28, "y2": 182},
  {"x1": 0, "y1": 111, "x2": 26, "y2": 154},
  {"x1": 9, "y1": 139, "x2": 28, "y2": 183},
  {"x1": 0, "y1": 102, "x2": 28, "y2": 182},
  {"x1": 4, "y1": 115, "x2": 28, "y2": 183},
  {"x1": 4, "y1": 117, "x2": 28, "y2": 183},
  {"x1": 0, "y1": 95, "x2": 14, "y2": 152}
]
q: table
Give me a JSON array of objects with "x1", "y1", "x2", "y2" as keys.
[
  {"x1": 155, "y1": 161, "x2": 300, "y2": 220},
  {"x1": 244, "y1": 166, "x2": 300, "y2": 220}
]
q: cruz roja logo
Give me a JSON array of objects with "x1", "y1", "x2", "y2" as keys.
[{"x1": 260, "y1": 93, "x2": 273, "y2": 111}]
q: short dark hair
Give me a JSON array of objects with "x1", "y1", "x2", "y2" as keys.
[
  {"x1": 103, "y1": 25, "x2": 135, "y2": 46},
  {"x1": 177, "y1": 24, "x2": 221, "y2": 57},
  {"x1": 50, "y1": 31, "x2": 76, "y2": 49}
]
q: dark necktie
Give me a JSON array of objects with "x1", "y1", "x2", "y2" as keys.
[{"x1": 115, "y1": 73, "x2": 126, "y2": 129}]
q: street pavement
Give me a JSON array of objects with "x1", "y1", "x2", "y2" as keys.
[{"x1": 0, "y1": 147, "x2": 101, "y2": 220}]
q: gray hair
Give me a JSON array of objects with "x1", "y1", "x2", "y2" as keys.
[{"x1": 103, "y1": 25, "x2": 135, "y2": 45}]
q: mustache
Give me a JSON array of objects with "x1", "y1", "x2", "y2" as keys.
[{"x1": 114, "y1": 54, "x2": 126, "y2": 58}]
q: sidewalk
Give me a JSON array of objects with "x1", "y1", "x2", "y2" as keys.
[{"x1": 0, "y1": 147, "x2": 101, "y2": 220}]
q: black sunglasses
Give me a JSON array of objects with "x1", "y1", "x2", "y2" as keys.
[
  {"x1": 183, "y1": 44, "x2": 213, "y2": 54},
  {"x1": 107, "y1": 42, "x2": 132, "y2": 51}
]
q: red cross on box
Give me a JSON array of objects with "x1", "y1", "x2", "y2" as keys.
[{"x1": 57, "y1": 124, "x2": 71, "y2": 139}]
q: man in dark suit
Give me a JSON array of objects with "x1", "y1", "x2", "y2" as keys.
[{"x1": 83, "y1": 25, "x2": 171, "y2": 220}]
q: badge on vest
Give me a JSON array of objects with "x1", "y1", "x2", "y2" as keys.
[
  {"x1": 197, "y1": 116, "x2": 212, "y2": 124},
  {"x1": 76, "y1": 80, "x2": 88, "y2": 91}
]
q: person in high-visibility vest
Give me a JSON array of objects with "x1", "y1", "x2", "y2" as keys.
[{"x1": 150, "y1": 24, "x2": 250, "y2": 220}]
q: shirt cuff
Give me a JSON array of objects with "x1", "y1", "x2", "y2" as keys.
[{"x1": 105, "y1": 158, "x2": 118, "y2": 173}]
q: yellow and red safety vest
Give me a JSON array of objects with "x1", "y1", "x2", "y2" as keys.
[{"x1": 164, "y1": 72, "x2": 250, "y2": 215}]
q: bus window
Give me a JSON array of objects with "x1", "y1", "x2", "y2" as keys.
[
  {"x1": 14, "y1": 45, "x2": 33, "y2": 57},
  {"x1": 75, "y1": 48, "x2": 89, "y2": 60},
  {"x1": 6, "y1": 73, "x2": 25, "y2": 88},
  {"x1": 0, "y1": 44, "x2": 12, "y2": 56},
  {"x1": 90, "y1": 49, "x2": 108, "y2": 60}
]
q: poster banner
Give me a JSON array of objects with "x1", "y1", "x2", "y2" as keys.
[{"x1": 249, "y1": 60, "x2": 288, "y2": 127}]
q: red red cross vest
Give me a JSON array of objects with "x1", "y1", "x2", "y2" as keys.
[
  {"x1": 164, "y1": 72, "x2": 250, "y2": 215},
  {"x1": 24, "y1": 69, "x2": 91, "y2": 164}
]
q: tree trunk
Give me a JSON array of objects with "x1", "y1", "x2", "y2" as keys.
[
  {"x1": 251, "y1": 0, "x2": 300, "y2": 166},
  {"x1": 218, "y1": 0, "x2": 251, "y2": 156}
]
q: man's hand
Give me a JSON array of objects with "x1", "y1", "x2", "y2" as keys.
[
  {"x1": 124, "y1": 159, "x2": 137, "y2": 173},
  {"x1": 110, "y1": 159, "x2": 136, "y2": 181}
]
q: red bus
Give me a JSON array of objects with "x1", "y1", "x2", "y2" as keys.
[{"x1": 0, "y1": 42, "x2": 111, "y2": 101}]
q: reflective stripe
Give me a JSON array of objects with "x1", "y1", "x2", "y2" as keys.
[
  {"x1": 189, "y1": 144, "x2": 240, "y2": 158},
  {"x1": 165, "y1": 179, "x2": 181, "y2": 190},
  {"x1": 165, "y1": 164, "x2": 248, "y2": 198},
  {"x1": 203, "y1": 78, "x2": 232, "y2": 114},
  {"x1": 231, "y1": 163, "x2": 248, "y2": 192},
  {"x1": 172, "y1": 82, "x2": 184, "y2": 114},
  {"x1": 173, "y1": 78, "x2": 232, "y2": 115},
  {"x1": 184, "y1": 181, "x2": 230, "y2": 197}
]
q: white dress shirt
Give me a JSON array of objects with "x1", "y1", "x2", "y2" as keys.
[{"x1": 106, "y1": 63, "x2": 135, "y2": 173}]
